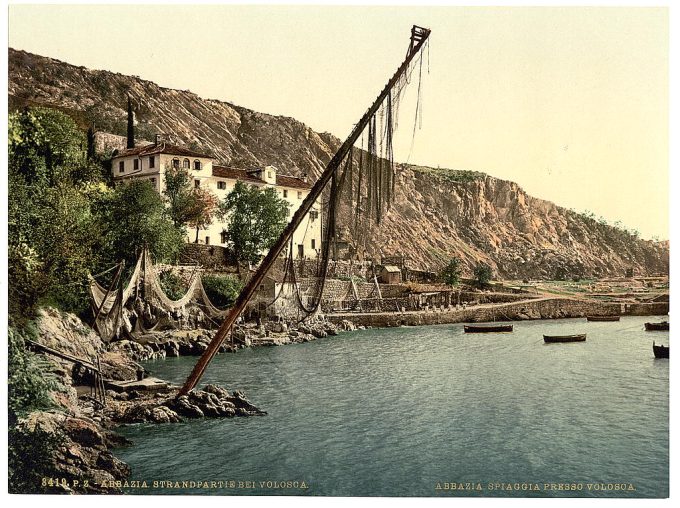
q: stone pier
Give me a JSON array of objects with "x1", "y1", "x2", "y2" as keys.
[{"x1": 326, "y1": 297, "x2": 669, "y2": 328}]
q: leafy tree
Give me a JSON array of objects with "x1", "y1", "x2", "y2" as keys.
[
  {"x1": 473, "y1": 262, "x2": 493, "y2": 288},
  {"x1": 202, "y1": 274, "x2": 244, "y2": 308},
  {"x1": 9, "y1": 107, "x2": 87, "y2": 186},
  {"x1": 218, "y1": 180, "x2": 290, "y2": 264},
  {"x1": 8, "y1": 108, "x2": 104, "y2": 320},
  {"x1": 188, "y1": 187, "x2": 219, "y2": 243},
  {"x1": 163, "y1": 166, "x2": 218, "y2": 240},
  {"x1": 441, "y1": 257, "x2": 462, "y2": 286},
  {"x1": 97, "y1": 180, "x2": 184, "y2": 267}
]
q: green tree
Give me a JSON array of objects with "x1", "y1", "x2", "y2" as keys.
[
  {"x1": 8, "y1": 108, "x2": 104, "y2": 320},
  {"x1": 97, "y1": 180, "x2": 184, "y2": 267},
  {"x1": 473, "y1": 262, "x2": 493, "y2": 288},
  {"x1": 9, "y1": 107, "x2": 87, "y2": 186},
  {"x1": 163, "y1": 166, "x2": 218, "y2": 241},
  {"x1": 441, "y1": 257, "x2": 462, "y2": 286},
  {"x1": 218, "y1": 180, "x2": 290, "y2": 264}
]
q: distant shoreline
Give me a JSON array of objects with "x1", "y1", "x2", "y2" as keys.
[{"x1": 326, "y1": 297, "x2": 668, "y2": 328}]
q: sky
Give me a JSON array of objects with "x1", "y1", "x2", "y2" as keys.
[{"x1": 7, "y1": 4, "x2": 669, "y2": 239}]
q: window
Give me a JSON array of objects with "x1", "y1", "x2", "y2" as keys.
[
  {"x1": 220, "y1": 231, "x2": 228, "y2": 244},
  {"x1": 298, "y1": 191, "x2": 302, "y2": 199},
  {"x1": 118, "y1": 161, "x2": 124, "y2": 173},
  {"x1": 149, "y1": 156, "x2": 155, "y2": 168},
  {"x1": 194, "y1": 160, "x2": 201, "y2": 170},
  {"x1": 283, "y1": 189, "x2": 288, "y2": 198},
  {"x1": 217, "y1": 181, "x2": 226, "y2": 190},
  {"x1": 172, "y1": 158, "x2": 180, "y2": 169},
  {"x1": 311, "y1": 239, "x2": 316, "y2": 250},
  {"x1": 194, "y1": 180, "x2": 200, "y2": 188},
  {"x1": 205, "y1": 236, "x2": 210, "y2": 245},
  {"x1": 133, "y1": 159, "x2": 139, "y2": 170},
  {"x1": 268, "y1": 171, "x2": 272, "y2": 179},
  {"x1": 297, "y1": 244, "x2": 304, "y2": 259},
  {"x1": 150, "y1": 178, "x2": 156, "y2": 187},
  {"x1": 183, "y1": 158, "x2": 190, "y2": 168},
  {"x1": 310, "y1": 211, "x2": 319, "y2": 221}
]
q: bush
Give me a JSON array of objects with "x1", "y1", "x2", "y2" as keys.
[
  {"x1": 202, "y1": 274, "x2": 243, "y2": 308},
  {"x1": 8, "y1": 324, "x2": 64, "y2": 493},
  {"x1": 473, "y1": 263, "x2": 493, "y2": 288},
  {"x1": 158, "y1": 270, "x2": 188, "y2": 300},
  {"x1": 441, "y1": 257, "x2": 462, "y2": 286},
  {"x1": 8, "y1": 325, "x2": 58, "y2": 420}
]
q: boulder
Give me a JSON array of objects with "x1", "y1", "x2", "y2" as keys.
[
  {"x1": 63, "y1": 417, "x2": 106, "y2": 449},
  {"x1": 170, "y1": 395, "x2": 204, "y2": 419},
  {"x1": 96, "y1": 451, "x2": 131, "y2": 479}
]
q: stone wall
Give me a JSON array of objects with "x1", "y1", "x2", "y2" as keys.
[
  {"x1": 180, "y1": 244, "x2": 238, "y2": 271},
  {"x1": 326, "y1": 298, "x2": 669, "y2": 328}
]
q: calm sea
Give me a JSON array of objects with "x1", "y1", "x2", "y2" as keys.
[{"x1": 115, "y1": 316, "x2": 669, "y2": 497}]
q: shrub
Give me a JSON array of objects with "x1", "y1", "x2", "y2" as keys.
[
  {"x1": 441, "y1": 257, "x2": 462, "y2": 286},
  {"x1": 473, "y1": 263, "x2": 493, "y2": 288},
  {"x1": 8, "y1": 324, "x2": 64, "y2": 493},
  {"x1": 158, "y1": 270, "x2": 188, "y2": 300},
  {"x1": 202, "y1": 274, "x2": 243, "y2": 308}
]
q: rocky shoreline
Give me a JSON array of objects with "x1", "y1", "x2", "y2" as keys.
[
  {"x1": 21, "y1": 297, "x2": 666, "y2": 493},
  {"x1": 113, "y1": 318, "x2": 358, "y2": 363},
  {"x1": 17, "y1": 308, "x2": 284, "y2": 494}
]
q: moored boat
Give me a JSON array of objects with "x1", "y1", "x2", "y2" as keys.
[
  {"x1": 586, "y1": 316, "x2": 620, "y2": 322},
  {"x1": 653, "y1": 342, "x2": 669, "y2": 359},
  {"x1": 645, "y1": 321, "x2": 669, "y2": 331},
  {"x1": 543, "y1": 334, "x2": 587, "y2": 343},
  {"x1": 464, "y1": 324, "x2": 513, "y2": 333}
]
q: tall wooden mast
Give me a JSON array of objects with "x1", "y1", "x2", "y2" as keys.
[{"x1": 179, "y1": 25, "x2": 431, "y2": 396}]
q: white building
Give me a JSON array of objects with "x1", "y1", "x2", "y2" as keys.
[{"x1": 111, "y1": 141, "x2": 322, "y2": 259}]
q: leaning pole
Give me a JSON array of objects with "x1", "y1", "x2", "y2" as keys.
[{"x1": 179, "y1": 25, "x2": 431, "y2": 396}]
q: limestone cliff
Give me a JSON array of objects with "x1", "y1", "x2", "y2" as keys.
[{"x1": 8, "y1": 48, "x2": 668, "y2": 278}]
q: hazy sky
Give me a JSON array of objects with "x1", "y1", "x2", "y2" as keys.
[{"x1": 8, "y1": 5, "x2": 668, "y2": 239}]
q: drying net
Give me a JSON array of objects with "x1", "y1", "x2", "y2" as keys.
[
  {"x1": 89, "y1": 248, "x2": 231, "y2": 342},
  {"x1": 282, "y1": 31, "x2": 429, "y2": 321}
]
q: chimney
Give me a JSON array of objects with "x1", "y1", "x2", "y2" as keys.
[
  {"x1": 126, "y1": 94, "x2": 135, "y2": 149},
  {"x1": 301, "y1": 173, "x2": 308, "y2": 183},
  {"x1": 155, "y1": 134, "x2": 162, "y2": 145}
]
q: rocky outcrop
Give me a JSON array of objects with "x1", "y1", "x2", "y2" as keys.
[
  {"x1": 19, "y1": 309, "x2": 267, "y2": 493},
  {"x1": 107, "y1": 384, "x2": 266, "y2": 424},
  {"x1": 8, "y1": 48, "x2": 669, "y2": 278},
  {"x1": 16, "y1": 410, "x2": 132, "y2": 493}
]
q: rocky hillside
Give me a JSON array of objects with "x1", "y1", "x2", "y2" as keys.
[{"x1": 8, "y1": 48, "x2": 669, "y2": 278}]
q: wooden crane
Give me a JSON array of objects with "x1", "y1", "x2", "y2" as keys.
[{"x1": 179, "y1": 25, "x2": 431, "y2": 396}]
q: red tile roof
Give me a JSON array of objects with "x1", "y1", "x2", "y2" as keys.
[
  {"x1": 212, "y1": 165, "x2": 264, "y2": 185},
  {"x1": 276, "y1": 174, "x2": 312, "y2": 190},
  {"x1": 113, "y1": 142, "x2": 211, "y2": 159},
  {"x1": 212, "y1": 165, "x2": 311, "y2": 189}
]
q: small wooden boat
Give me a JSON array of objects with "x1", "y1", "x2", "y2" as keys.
[
  {"x1": 645, "y1": 321, "x2": 669, "y2": 331},
  {"x1": 464, "y1": 324, "x2": 513, "y2": 333},
  {"x1": 653, "y1": 342, "x2": 669, "y2": 359},
  {"x1": 543, "y1": 334, "x2": 586, "y2": 343},
  {"x1": 586, "y1": 315, "x2": 620, "y2": 322}
]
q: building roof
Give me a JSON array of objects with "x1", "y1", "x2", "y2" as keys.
[
  {"x1": 213, "y1": 165, "x2": 265, "y2": 185},
  {"x1": 113, "y1": 142, "x2": 212, "y2": 159},
  {"x1": 213, "y1": 165, "x2": 311, "y2": 190},
  {"x1": 382, "y1": 265, "x2": 402, "y2": 273},
  {"x1": 275, "y1": 173, "x2": 312, "y2": 190}
]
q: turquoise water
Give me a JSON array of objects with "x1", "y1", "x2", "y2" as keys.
[{"x1": 115, "y1": 316, "x2": 669, "y2": 497}]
